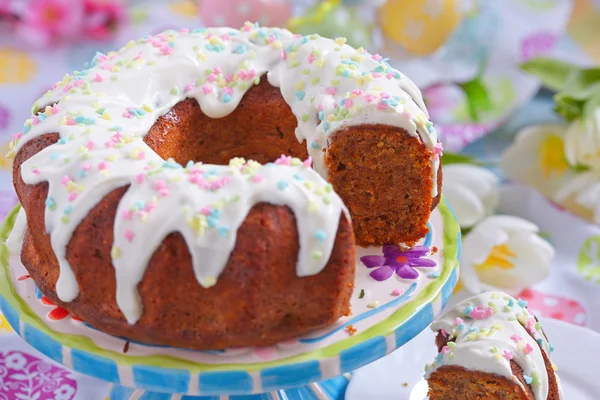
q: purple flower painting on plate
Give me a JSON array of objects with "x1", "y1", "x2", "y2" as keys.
[{"x1": 360, "y1": 245, "x2": 436, "y2": 281}]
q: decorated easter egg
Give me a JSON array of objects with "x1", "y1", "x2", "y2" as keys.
[
  {"x1": 169, "y1": 0, "x2": 198, "y2": 17},
  {"x1": 0, "y1": 48, "x2": 37, "y2": 84},
  {"x1": 518, "y1": 288, "x2": 587, "y2": 326},
  {"x1": 288, "y1": 1, "x2": 373, "y2": 49},
  {"x1": 198, "y1": 0, "x2": 292, "y2": 28},
  {"x1": 378, "y1": 0, "x2": 462, "y2": 56}
]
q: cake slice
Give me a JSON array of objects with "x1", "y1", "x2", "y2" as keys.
[{"x1": 425, "y1": 292, "x2": 562, "y2": 400}]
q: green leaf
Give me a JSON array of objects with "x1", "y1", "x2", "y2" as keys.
[
  {"x1": 442, "y1": 152, "x2": 487, "y2": 166},
  {"x1": 553, "y1": 93, "x2": 586, "y2": 121},
  {"x1": 520, "y1": 58, "x2": 579, "y2": 92},
  {"x1": 583, "y1": 90, "x2": 600, "y2": 121},
  {"x1": 459, "y1": 76, "x2": 492, "y2": 122}
]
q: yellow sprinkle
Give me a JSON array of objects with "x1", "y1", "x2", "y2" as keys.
[
  {"x1": 335, "y1": 37, "x2": 347, "y2": 46},
  {"x1": 308, "y1": 201, "x2": 319, "y2": 213},
  {"x1": 101, "y1": 112, "x2": 112, "y2": 120},
  {"x1": 367, "y1": 301, "x2": 380, "y2": 309},
  {"x1": 142, "y1": 104, "x2": 153, "y2": 112},
  {"x1": 111, "y1": 246, "x2": 121, "y2": 259},
  {"x1": 295, "y1": 81, "x2": 305, "y2": 91},
  {"x1": 203, "y1": 276, "x2": 217, "y2": 287}
]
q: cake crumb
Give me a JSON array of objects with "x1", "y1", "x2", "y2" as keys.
[
  {"x1": 402, "y1": 382, "x2": 408, "y2": 387},
  {"x1": 431, "y1": 246, "x2": 439, "y2": 254},
  {"x1": 346, "y1": 325, "x2": 357, "y2": 335},
  {"x1": 123, "y1": 341, "x2": 130, "y2": 354},
  {"x1": 367, "y1": 301, "x2": 380, "y2": 309}
]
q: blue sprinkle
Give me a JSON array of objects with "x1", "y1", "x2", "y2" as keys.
[
  {"x1": 463, "y1": 305, "x2": 474, "y2": 315},
  {"x1": 435, "y1": 353, "x2": 443, "y2": 363},
  {"x1": 293, "y1": 174, "x2": 303, "y2": 182},
  {"x1": 168, "y1": 41, "x2": 175, "y2": 47},
  {"x1": 311, "y1": 142, "x2": 321, "y2": 149},
  {"x1": 517, "y1": 299, "x2": 528, "y2": 308},
  {"x1": 210, "y1": 209, "x2": 221, "y2": 218},
  {"x1": 549, "y1": 343, "x2": 555, "y2": 352},
  {"x1": 84, "y1": 117, "x2": 96, "y2": 125},
  {"x1": 318, "y1": 111, "x2": 324, "y2": 121},
  {"x1": 323, "y1": 122, "x2": 330, "y2": 132},
  {"x1": 64, "y1": 206, "x2": 72, "y2": 215},
  {"x1": 79, "y1": 170, "x2": 88, "y2": 178},
  {"x1": 207, "y1": 216, "x2": 218, "y2": 228},
  {"x1": 205, "y1": 44, "x2": 215, "y2": 51},
  {"x1": 523, "y1": 375, "x2": 533, "y2": 385},
  {"x1": 314, "y1": 230, "x2": 327, "y2": 242},
  {"x1": 222, "y1": 94, "x2": 232, "y2": 103},
  {"x1": 136, "y1": 108, "x2": 146, "y2": 116},
  {"x1": 537, "y1": 338, "x2": 543, "y2": 347},
  {"x1": 507, "y1": 298, "x2": 515, "y2": 307},
  {"x1": 428, "y1": 271, "x2": 441, "y2": 279},
  {"x1": 235, "y1": 44, "x2": 246, "y2": 54},
  {"x1": 373, "y1": 65, "x2": 385, "y2": 73},
  {"x1": 277, "y1": 181, "x2": 289, "y2": 190},
  {"x1": 23, "y1": 125, "x2": 31, "y2": 134},
  {"x1": 393, "y1": 71, "x2": 401, "y2": 79},
  {"x1": 38, "y1": 114, "x2": 47, "y2": 121},
  {"x1": 75, "y1": 116, "x2": 85, "y2": 123},
  {"x1": 342, "y1": 70, "x2": 350, "y2": 78},
  {"x1": 295, "y1": 91, "x2": 305, "y2": 101},
  {"x1": 50, "y1": 153, "x2": 61, "y2": 161},
  {"x1": 58, "y1": 138, "x2": 68, "y2": 144},
  {"x1": 427, "y1": 124, "x2": 435, "y2": 133},
  {"x1": 135, "y1": 201, "x2": 145, "y2": 210},
  {"x1": 186, "y1": 160, "x2": 194, "y2": 168},
  {"x1": 457, "y1": 323, "x2": 464, "y2": 331},
  {"x1": 45, "y1": 197, "x2": 55, "y2": 209},
  {"x1": 469, "y1": 327, "x2": 479, "y2": 332},
  {"x1": 301, "y1": 37, "x2": 309, "y2": 44},
  {"x1": 218, "y1": 226, "x2": 230, "y2": 237}
]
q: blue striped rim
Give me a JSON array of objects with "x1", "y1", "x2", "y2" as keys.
[
  {"x1": 395, "y1": 303, "x2": 434, "y2": 348},
  {"x1": 72, "y1": 348, "x2": 120, "y2": 383},
  {"x1": 139, "y1": 392, "x2": 172, "y2": 400},
  {"x1": 339, "y1": 335, "x2": 386, "y2": 372},
  {"x1": 23, "y1": 323, "x2": 63, "y2": 363},
  {"x1": 260, "y1": 360, "x2": 322, "y2": 391},
  {"x1": 198, "y1": 371, "x2": 253, "y2": 395},
  {"x1": 318, "y1": 375, "x2": 350, "y2": 400},
  {"x1": 133, "y1": 364, "x2": 191, "y2": 393},
  {"x1": 0, "y1": 295, "x2": 19, "y2": 332},
  {"x1": 424, "y1": 222, "x2": 433, "y2": 247},
  {"x1": 109, "y1": 385, "x2": 135, "y2": 400}
]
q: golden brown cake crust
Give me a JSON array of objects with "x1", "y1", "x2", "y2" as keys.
[{"x1": 13, "y1": 78, "x2": 439, "y2": 349}]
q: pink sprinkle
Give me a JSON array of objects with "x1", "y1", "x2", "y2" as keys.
[
  {"x1": 207, "y1": 73, "x2": 217, "y2": 83},
  {"x1": 372, "y1": 54, "x2": 383, "y2": 61},
  {"x1": 220, "y1": 33, "x2": 229, "y2": 40},
  {"x1": 145, "y1": 202, "x2": 156, "y2": 213},
  {"x1": 391, "y1": 288, "x2": 403, "y2": 296},
  {"x1": 317, "y1": 103, "x2": 325, "y2": 111},
  {"x1": 31, "y1": 168, "x2": 41, "y2": 175},
  {"x1": 124, "y1": 230, "x2": 135, "y2": 242},
  {"x1": 511, "y1": 334, "x2": 522, "y2": 342},
  {"x1": 63, "y1": 84, "x2": 72, "y2": 93},
  {"x1": 523, "y1": 343, "x2": 534, "y2": 355},
  {"x1": 268, "y1": 36, "x2": 275, "y2": 44},
  {"x1": 136, "y1": 173, "x2": 145, "y2": 184},
  {"x1": 352, "y1": 90, "x2": 363, "y2": 96},
  {"x1": 202, "y1": 84, "x2": 212, "y2": 94},
  {"x1": 293, "y1": 33, "x2": 302, "y2": 38},
  {"x1": 180, "y1": 28, "x2": 189, "y2": 33},
  {"x1": 123, "y1": 110, "x2": 134, "y2": 119},
  {"x1": 86, "y1": 141, "x2": 95, "y2": 150},
  {"x1": 308, "y1": 53, "x2": 316, "y2": 64},
  {"x1": 12, "y1": 132, "x2": 22, "y2": 140},
  {"x1": 184, "y1": 83, "x2": 195, "y2": 93},
  {"x1": 98, "y1": 161, "x2": 109, "y2": 170},
  {"x1": 134, "y1": 52, "x2": 143, "y2": 61},
  {"x1": 325, "y1": 87, "x2": 337, "y2": 95},
  {"x1": 160, "y1": 46, "x2": 173, "y2": 56},
  {"x1": 68, "y1": 192, "x2": 78, "y2": 202},
  {"x1": 153, "y1": 181, "x2": 166, "y2": 191},
  {"x1": 377, "y1": 101, "x2": 388, "y2": 110},
  {"x1": 66, "y1": 118, "x2": 76, "y2": 126},
  {"x1": 485, "y1": 307, "x2": 495, "y2": 317},
  {"x1": 213, "y1": 66, "x2": 222, "y2": 75},
  {"x1": 122, "y1": 210, "x2": 133, "y2": 220},
  {"x1": 469, "y1": 305, "x2": 488, "y2": 320},
  {"x1": 223, "y1": 86, "x2": 233, "y2": 95},
  {"x1": 252, "y1": 175, "x2": 264, "y2": 183},
  {"x1": 503, "y1": 350, "x2": 513, "y2": 360},
  {"x1": 372, "y1": 72, "x2": 382, "y2": 78},
  {"x1": 224, "y1": 73, "x2": 233, "y2": 82},
  {"x1": 137, "y1": 152, "x2": 145, "y2": 160},
  {"x1": 82, "y1": 163, "x2": 92, "y2": 171},
  {"x1": 433, "y1": 142, "x2": 443, "y2": 160},
  {"x1": 74, "y1": 79, "x2": 84, "y2": 87},
  {"x1": 61, "y1": 175, "x2": 71, "y2": 185},
  {"x1": 52, "y1": 83, "x2": 58, "y2": 89},
  {"x1": 440, "y1": 328, "x2": 448, "y2": 338},
  {"x1": 275, "y1": 155, "x2": 292, "y2": 166},
  {"x1": 344, "y1": 99, "x2": 353, "y2": 109},
  {"x1": 200, "y1": 206, "x2": 212, "y2": 216},
  {"x1": 365, "y1": 94, "x2": 377, "y2": 103},
  {"x1": 303, "y1": 156, "x2": 312, "y2": 167},
  {"x1": 453, "y1": 317, "x2": 464, "y2": 327},
  {"x1": 386, "y1": 72, "x2": 395, "y2": 79},
  {"x1": 51, "y1": 104, "x2": 61, "y2": 114},
  {"x1": 94, "y1": 73, "x2": 103, "y2": 83},
  {"x1": 101, "y1": 63, "x2": 113, "y2": 71},
  {"x1": 441, "y1": 346, "x2": 450, "y2": 354},
  {"x1": 32, "y1": 116, "x2": 39, "y2": 125},
  {"x1": 280, "y1": 49, "x2": 286, "y2": 60}
]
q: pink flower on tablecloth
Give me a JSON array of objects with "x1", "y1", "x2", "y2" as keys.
[
  {"x1": 0, "y1": 350, "x2": 77, "y2": 400},
  {"x1": 82, "y1": 0, "x2": 128, "y2": 41},
  {"x1": 15, "y1": 0, "x2": 84, "y2": 48},
  {"x1": 0, "y1": 104, "x2": 10, "y2": 131},
  {"x1": 518, "y1": 288, "x2": 587, "y2": 326},
  {"x1": 520, "y1": 32, "x2": 558, "y2": 63}
]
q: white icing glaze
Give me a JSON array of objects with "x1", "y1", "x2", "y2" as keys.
[
  {"x1": 426, "y1": 292, "x2": 562, "y2": 400},
  {"x1": 5, "y1": 208, "x2": 27, "y2": 255},
  {"x1": 9, "y1": 23, "x2": 438, "y2": 325}
]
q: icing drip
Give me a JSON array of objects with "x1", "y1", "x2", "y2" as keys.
[
  {"x1": 5, "y1": 208, "x2": 27, "y2": 255},
  {"x1": 426, "y1": 292, "x2": 562, "y2": 400},
  {"x1": 9, "y1": 23, "x2": 438, "y2": 325}
]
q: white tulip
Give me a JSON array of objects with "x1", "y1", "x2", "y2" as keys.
[
  {"x1": 442, "y1": 164, "x2": 499, "y2": 229},
  {"x1": 564, "y1": 108, "x2": 600, "y2": 170},
  {"x1": 500, "y1": 123, "x2": 575, "y2": 199},
  {"x1": 554, "y1": 169, "x2": 600, "y2": 224},
  {"x1": 459, "y1": 215, "x2": 554, "y2": 296}
]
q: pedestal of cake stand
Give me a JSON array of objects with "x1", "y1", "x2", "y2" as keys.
[
  {"x1": 107, "y1": 374, "x2": 352, "y2": 400},
  {"x1": 0, "y1": 199, "x2": 460, "y2": 400}
]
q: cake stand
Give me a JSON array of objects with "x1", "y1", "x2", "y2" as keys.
[{"x1": 0, "y1": 198, "x2": 460, "y2": 400}]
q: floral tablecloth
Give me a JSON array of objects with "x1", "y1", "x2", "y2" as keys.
[{"x1": 1, "y1": 1, "x2": 600, "y2": 399}]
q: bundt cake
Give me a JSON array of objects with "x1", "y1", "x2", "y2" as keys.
[
  {"x1": 8, "y1": 23, "x2": 441, "y2": 349},
  {"x1": 425, "y1": 292, "x2": 562, "y2": 400}
]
